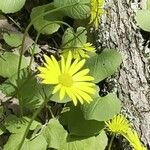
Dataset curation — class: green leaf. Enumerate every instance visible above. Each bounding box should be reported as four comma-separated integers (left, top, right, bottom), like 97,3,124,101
3,132,24,150
0,70,69,109
3,33,22,47
0,70,47,110
3,132,47,150
135,10,150,32
0,125,6,135
54,0,90,19
31,3,64,35
4,115,41,133
82,94,121,121
147,0,150,10
0,79,16,96
85,49,122,83
62,27,87,48
0,52,27,78
42,118,67,149
95,130,108,150
59,130,108,150
22,135,47,150
62,104,105,136
0,106,4,118
0,0,26,13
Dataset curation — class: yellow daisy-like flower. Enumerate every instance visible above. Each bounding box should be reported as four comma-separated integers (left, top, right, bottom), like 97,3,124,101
106,114,147,150
124,130,147,150
62,42,95,59
105,114,130,135
90,0,104,29
37,52,96,106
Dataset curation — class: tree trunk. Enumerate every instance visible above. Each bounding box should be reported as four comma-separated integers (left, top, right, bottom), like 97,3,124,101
96,0,150,148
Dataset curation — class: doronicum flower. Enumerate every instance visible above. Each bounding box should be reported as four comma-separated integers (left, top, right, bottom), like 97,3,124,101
62,42,95,59
105,114,130,135
37,52,96,106
105,114,147,150
124,129,147,150
89,0,104,29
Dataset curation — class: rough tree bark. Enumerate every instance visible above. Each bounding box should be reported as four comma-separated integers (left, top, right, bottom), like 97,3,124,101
96,0,150,148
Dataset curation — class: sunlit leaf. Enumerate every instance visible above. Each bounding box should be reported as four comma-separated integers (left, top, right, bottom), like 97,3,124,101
85,49,122,83
3,132,47,150
4,115,41,133
54,0,90,19
0,52,27,78
82,94,121,121
42,118,67,149
59,130,108,150
3,33,22,47
31,3,64,34
135,10,150,32
0,0,26,13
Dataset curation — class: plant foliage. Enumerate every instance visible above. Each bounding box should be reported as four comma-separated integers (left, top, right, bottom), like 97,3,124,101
0,0,140,150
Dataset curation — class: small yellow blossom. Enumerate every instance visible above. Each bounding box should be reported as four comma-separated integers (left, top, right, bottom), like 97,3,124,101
62,42,95,59
89,0,104,29
105,114,147,150
105,114,130,135
37,52,96,106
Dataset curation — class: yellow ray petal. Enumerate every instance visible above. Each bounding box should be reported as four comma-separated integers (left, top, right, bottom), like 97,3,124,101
65,51,72,72
41,79,58,84
71,89,84,104
66,88,78,106
69,59,86,75
73,75,94,82
68,59,79,74
51,55,61,75
72,69,89,79
74,88,92,103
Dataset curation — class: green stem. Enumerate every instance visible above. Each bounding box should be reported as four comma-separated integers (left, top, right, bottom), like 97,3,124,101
17,94,52,150
17,103,45,150
108,135,115,150
28,32,40,71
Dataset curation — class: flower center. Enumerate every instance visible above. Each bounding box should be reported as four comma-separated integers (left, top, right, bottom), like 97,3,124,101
58,73,73,87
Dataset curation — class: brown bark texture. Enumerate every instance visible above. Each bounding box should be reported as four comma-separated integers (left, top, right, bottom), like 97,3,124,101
96,0,150,148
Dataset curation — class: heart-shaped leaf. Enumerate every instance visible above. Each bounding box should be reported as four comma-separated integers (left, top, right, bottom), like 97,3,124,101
31,3,64,35
135,10,150,32
0,52,27,78
82,93,121,121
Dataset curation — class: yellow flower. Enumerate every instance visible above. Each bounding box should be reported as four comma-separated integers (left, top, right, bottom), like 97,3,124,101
105,114,147,150
89,0,104,29
105,114,130,135
37,52,96,106
62,42,95,59
124,129,147,150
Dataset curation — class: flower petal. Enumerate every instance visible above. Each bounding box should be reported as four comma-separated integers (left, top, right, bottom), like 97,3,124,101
69,59,85,75
59,86,66,100
65,51,72,72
